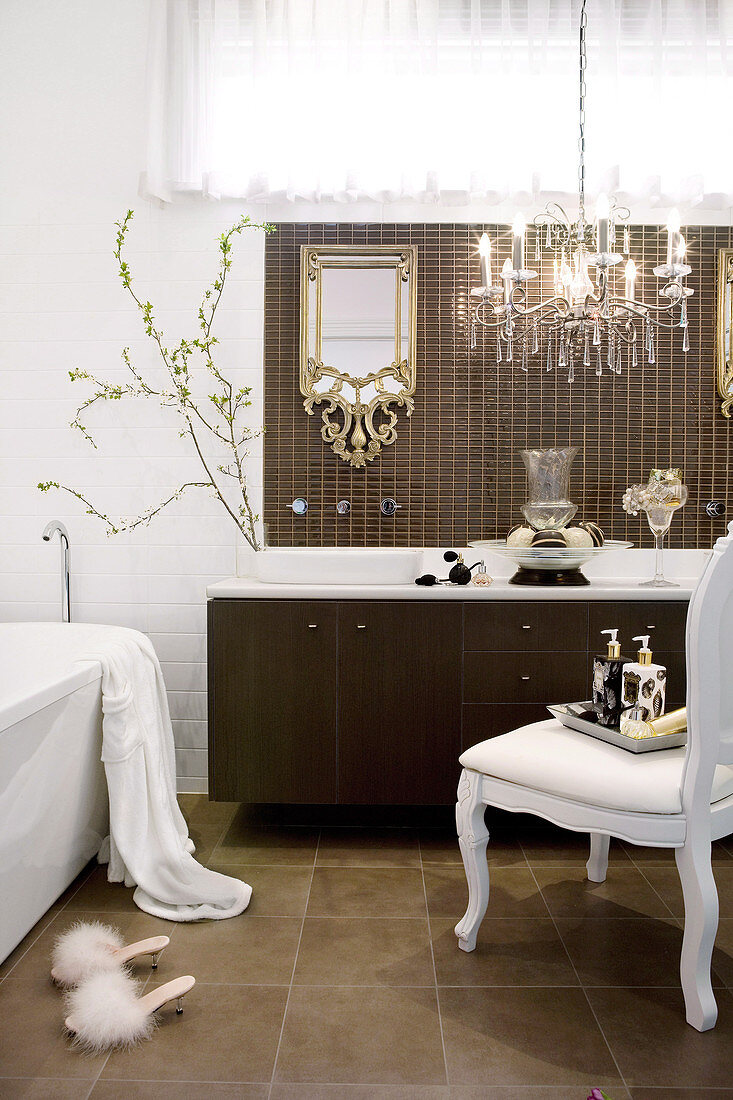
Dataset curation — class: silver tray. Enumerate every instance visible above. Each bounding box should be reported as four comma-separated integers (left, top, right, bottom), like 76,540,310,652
547,701,687,754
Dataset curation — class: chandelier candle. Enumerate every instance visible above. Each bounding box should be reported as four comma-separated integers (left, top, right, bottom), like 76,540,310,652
624,259,636,304
596,193,610,254
512,214,525,272
666,209,681,266
479,232,492,292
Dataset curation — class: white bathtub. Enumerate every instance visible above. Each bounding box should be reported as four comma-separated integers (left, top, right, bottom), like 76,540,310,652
0,624,109,961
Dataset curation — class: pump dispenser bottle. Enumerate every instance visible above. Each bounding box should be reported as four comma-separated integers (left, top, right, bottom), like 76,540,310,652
620,634,667,726
592,629,631,727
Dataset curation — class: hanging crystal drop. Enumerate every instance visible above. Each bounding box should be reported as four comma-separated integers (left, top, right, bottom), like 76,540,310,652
593,316,601,346
470,322,477,350
631,337,638,368
607,331,614,369
534,232,540,262
506,335,513,362
583,327,591,366
496,338,502,364
683,324,690,353
545,224,551,248
597,347,602,374
623,225,630,255
644,315,650,351
521,341,528,372
648,324,655,364
680,298,688,328
610,221,616,248
558,338,566,367
568,360,575,384
532,321,539,355
616,342,622,375
546,335,554,371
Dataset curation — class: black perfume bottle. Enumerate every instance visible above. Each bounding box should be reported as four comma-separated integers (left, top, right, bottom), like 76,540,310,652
592,629,631,727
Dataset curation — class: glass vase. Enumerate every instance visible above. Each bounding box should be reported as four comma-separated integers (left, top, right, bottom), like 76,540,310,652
520,446,578,530
639,486,688,588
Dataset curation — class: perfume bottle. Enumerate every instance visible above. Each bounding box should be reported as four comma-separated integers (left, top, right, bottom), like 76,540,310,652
592,629,631,727
620,634,667,727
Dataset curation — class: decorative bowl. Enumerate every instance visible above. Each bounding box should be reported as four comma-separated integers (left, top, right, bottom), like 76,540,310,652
470,539,633,586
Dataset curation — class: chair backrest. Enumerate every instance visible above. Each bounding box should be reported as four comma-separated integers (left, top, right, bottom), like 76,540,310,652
682,521,733,814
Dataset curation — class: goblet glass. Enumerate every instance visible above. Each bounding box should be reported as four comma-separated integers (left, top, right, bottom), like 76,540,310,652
639,484,688,588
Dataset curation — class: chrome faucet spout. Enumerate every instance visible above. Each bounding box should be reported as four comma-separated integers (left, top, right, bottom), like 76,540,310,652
42,521,71,623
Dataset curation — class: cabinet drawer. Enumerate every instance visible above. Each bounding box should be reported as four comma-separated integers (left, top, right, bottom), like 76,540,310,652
463,651,588,705
464,602,588,652
588,601,688,653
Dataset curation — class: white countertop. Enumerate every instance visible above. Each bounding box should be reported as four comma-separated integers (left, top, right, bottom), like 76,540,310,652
208,548,709,601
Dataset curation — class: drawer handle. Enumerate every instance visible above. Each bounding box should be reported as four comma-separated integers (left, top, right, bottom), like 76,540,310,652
308,624,318,629
647,625,655,630
521,675,531,681
522,624,532,630
357,624,366,629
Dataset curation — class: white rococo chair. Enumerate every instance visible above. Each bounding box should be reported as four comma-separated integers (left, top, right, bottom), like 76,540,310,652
455,522,733,1031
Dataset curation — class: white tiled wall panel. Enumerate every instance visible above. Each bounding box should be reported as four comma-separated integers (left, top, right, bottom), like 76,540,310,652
0,0,262,791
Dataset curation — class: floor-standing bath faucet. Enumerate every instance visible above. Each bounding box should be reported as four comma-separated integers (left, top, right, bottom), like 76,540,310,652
42,520,71,623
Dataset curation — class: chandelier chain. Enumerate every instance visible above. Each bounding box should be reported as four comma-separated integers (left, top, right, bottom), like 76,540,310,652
578,0,587,226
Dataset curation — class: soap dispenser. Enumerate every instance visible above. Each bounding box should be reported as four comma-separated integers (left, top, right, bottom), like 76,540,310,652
592,629,631,727
620,635,667,724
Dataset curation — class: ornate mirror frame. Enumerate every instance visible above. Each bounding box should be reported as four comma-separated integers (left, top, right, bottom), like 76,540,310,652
299,245,417,467
716,247,733,418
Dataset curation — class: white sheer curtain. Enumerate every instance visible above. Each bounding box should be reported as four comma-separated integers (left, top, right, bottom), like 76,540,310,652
142,0,733,207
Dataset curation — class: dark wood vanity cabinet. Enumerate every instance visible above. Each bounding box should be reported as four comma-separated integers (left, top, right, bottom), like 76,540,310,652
208,597,689,805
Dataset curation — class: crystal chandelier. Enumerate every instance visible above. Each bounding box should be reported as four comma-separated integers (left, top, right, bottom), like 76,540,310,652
470,0,692,382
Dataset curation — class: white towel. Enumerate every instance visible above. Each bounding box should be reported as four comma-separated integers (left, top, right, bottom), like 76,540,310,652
73,625,251,921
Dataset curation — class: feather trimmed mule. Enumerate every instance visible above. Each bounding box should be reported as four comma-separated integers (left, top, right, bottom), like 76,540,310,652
64,971,196,1052
51,920,170,987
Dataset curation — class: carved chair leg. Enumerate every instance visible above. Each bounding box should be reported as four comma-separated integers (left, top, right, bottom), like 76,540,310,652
454,768,490,953
675,837,719,1031
586,832,610,883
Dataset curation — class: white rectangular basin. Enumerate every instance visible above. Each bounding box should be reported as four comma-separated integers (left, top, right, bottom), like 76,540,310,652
254,547,423,585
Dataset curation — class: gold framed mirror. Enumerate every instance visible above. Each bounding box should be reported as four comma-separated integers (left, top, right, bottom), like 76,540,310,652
299,245,417,467
716,247,733,418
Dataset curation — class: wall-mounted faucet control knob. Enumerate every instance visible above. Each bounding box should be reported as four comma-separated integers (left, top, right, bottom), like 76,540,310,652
290,498,308,516
380,498,400,517
336,500,351,515
705,500,726,518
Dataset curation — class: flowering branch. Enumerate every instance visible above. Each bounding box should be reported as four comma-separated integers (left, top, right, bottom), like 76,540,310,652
38,210,275,549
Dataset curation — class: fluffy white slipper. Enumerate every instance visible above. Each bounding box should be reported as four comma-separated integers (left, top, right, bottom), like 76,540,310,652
51,921,125,988
64,970,156,1052
51,921,170,987
65,972,196,1053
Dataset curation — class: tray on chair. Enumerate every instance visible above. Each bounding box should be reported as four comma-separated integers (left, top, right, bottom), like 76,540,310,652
547,701,687,753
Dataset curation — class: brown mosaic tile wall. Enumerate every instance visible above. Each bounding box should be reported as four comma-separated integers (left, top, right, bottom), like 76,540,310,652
263,222,732,548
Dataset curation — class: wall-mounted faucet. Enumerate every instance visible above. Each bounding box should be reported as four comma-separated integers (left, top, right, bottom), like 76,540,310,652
42,520,71,623
380,498,401,517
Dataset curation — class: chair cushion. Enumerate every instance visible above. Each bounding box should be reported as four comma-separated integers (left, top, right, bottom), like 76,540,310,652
459,719,733,815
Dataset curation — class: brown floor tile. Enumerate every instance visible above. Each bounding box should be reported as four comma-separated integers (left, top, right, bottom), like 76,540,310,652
177,795,239,828
316,828,420,867
271,1087,450,1099
274,986,446,1085
294,917,434,987
450,1090,624,1099
424,865,547,920
555,916,693,987
0,1081,97,1098
215,821,319,866
190,823,230,864
534,865,674,919
91,1084,267,1099
521,828,631,866
630,1091,733,1099
439,985,623,1088
54,866,141,915
430,917,579,987
639,866,733,919
271,1088,450,1099
7,910,174,984
306,868,427,918
587,986,733,1088
0,910,63,982
711,918,733,988
0,978,107,1078
100,983,288,1082
419,828,525,867
159,915,301,985
201,864,312,916
623,840,733,864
